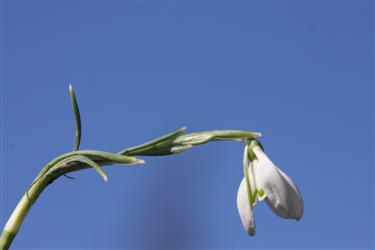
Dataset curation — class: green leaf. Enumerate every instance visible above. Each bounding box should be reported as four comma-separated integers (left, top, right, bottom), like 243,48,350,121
133,144,193,156
69,84,81,151
174,130,261,146
58,155,108,182
119,127,186,156
78,150,145,165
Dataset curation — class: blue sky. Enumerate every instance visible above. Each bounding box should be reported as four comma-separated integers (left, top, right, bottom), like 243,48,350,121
1,1,374,249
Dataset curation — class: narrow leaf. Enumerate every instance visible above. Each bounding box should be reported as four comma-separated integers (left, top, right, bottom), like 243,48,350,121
62,155,108,182
119,127,186,155
78,150,145,165
134,144,193,156
174,130,261,145
69,84,82,151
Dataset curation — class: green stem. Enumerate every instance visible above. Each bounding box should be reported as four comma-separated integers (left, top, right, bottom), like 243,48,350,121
243,144,254,208
1,169,49,250
0,151,140,250
0,129,260,250
1,86,262,249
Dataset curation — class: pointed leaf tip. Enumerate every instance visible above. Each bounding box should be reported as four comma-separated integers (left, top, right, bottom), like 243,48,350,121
69,84,81,151
136,159,145,164
77,155,108,182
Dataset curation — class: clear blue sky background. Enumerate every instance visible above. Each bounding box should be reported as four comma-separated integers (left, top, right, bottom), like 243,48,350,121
1,1,374,249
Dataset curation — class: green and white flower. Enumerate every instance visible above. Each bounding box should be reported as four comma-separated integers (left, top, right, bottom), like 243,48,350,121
237,140,304,236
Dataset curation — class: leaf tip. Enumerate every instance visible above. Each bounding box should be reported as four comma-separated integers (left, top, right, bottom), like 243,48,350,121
136,159,145,164
68,84,74,92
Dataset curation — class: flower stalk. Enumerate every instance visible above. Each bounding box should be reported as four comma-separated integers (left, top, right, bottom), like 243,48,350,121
0,85,261,250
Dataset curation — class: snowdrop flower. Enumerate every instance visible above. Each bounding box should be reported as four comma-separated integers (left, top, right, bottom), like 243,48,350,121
237,139,303,236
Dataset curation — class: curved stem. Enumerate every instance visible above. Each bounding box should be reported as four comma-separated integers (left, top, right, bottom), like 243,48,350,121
0,129,261,250
0,152,141,250
0,86,262,250
1,170,49,250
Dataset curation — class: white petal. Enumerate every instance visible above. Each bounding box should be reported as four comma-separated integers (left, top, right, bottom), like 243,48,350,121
276,168,304,220
237,177,256,236
250,159,266,202
252,146,304,220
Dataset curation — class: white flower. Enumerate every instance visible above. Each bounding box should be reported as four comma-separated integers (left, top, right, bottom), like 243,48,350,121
237,140,304,236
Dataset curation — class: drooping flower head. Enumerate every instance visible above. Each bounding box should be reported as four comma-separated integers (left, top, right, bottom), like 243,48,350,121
237,139,304,236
